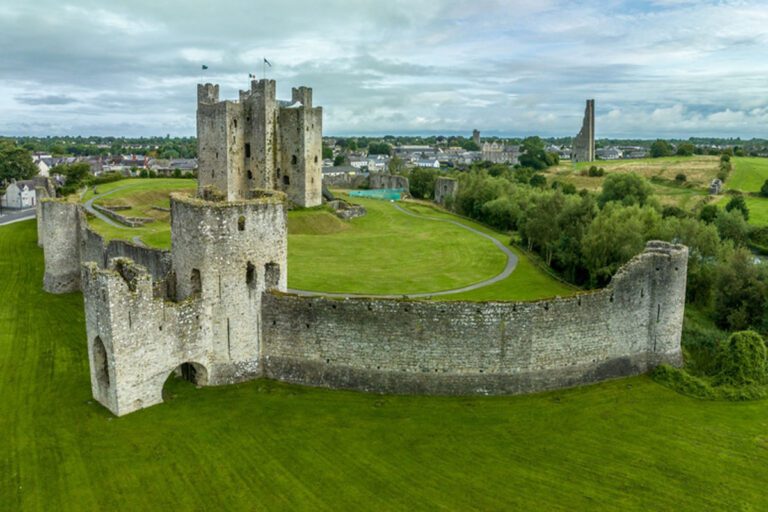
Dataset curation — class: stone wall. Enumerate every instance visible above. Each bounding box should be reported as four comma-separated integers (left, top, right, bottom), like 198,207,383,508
434,177,458,206
40,199,82,293
261,241,687,396
370,173,410,193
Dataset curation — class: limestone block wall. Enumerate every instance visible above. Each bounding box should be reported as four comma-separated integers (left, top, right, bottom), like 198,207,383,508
370,173,410,193
82,260,207,416
170,192,288,382
40,199,82,293
277,106,323,207
261,242,687,395
434,177,458,206
244,79,277,192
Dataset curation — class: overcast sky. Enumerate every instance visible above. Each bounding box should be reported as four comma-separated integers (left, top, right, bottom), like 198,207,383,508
0,0,766,138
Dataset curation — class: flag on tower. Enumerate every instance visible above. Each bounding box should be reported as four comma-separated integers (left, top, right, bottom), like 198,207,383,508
201,65,208,70
263,58,271,67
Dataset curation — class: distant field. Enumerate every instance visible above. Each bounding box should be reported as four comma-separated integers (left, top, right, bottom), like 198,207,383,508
547,156,718,210
2,220,768,511
727,157,768,193
717,195,768,226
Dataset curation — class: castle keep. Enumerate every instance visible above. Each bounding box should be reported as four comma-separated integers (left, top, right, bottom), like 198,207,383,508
197,80,322,207
36,84,688,417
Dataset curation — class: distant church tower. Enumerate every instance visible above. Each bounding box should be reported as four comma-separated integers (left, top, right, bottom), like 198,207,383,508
196,79,323,207
571,99,595,162
472,129,481,147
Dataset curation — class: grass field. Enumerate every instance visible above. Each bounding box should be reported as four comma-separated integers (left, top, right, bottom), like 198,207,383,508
716,195,768,226
2,219,768,510
727,157,768,193
546,156,719,209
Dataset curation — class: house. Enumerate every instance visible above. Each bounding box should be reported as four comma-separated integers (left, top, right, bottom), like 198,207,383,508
1,180,37,209
415,158,440,169
596,147,623,160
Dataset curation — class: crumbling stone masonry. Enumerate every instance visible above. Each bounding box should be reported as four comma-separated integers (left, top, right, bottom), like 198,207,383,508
369,173,410,193
434,177,458,206
572,99,595,162
197,80,322,207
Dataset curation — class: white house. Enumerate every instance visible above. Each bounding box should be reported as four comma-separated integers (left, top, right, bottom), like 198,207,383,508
1,180,37,209
415,158,440,168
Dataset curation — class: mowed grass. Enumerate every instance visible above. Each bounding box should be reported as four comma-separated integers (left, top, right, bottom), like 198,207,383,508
81,179,196,248
3,220,768,510
727,157,768,193
396,202,577,301
288,196,507,294
716,195,768,226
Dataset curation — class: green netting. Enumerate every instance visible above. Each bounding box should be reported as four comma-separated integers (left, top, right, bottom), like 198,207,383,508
349,189,404,200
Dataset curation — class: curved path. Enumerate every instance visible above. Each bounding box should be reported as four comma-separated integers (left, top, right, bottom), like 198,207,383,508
82,185,135,228
287,202,518,299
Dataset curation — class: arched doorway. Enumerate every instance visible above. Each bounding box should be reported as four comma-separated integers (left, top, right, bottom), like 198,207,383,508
162,361,209,401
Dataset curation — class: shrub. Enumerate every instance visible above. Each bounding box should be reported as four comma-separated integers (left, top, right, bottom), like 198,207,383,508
675,173,687,183
699,204,718,224
760,179,768,198
725,194,749,220
714,331,767,386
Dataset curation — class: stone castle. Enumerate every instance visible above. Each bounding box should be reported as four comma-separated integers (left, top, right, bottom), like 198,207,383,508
197,80,322,207
36,83,687,417
572,99,595,162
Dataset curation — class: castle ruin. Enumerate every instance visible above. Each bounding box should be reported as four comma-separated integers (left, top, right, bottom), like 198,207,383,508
572,99,595,162
35,84,688,417
197,80,322,207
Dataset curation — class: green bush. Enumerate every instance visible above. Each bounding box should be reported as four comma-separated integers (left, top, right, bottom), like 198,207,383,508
714,331,767,386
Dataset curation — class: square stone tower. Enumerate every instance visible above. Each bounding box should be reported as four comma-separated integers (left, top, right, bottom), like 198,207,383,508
197,80,322,207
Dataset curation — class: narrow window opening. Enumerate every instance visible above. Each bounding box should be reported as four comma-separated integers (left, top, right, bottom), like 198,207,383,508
245,143,251,158
657,304,661,323
246,262,256,288
191,269,202,294
291,154,298,165
238,215,246,231
314,155,318,163
233,119,237,128
247,170,253,180
93,336,110,390
283,175,290,186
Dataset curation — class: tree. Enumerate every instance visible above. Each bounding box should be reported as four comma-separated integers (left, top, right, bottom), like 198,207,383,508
598,173,653,207
367,142,391,156
715,209,749,246
518,136,557,170
529,174,547,188
0,142,37,182
725,194,749,220
676,142,695,156
699,204,719,224
714,249,768,331
760,179,768,198
650,139,673,158
581,204,662,286
387,155,406,175
322,145,333,160
409,167,438,199
714,331,767,386
333,155,346,167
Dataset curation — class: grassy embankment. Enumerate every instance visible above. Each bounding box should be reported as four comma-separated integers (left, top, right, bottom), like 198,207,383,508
2,219,768,510
83,178,196,248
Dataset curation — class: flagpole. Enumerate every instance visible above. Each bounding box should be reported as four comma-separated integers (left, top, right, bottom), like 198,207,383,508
263,58,266,80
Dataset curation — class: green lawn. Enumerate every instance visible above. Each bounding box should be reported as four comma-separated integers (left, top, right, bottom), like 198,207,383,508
2,219,768,510
289,196,524,296
727,157,768,193
715,195,768,227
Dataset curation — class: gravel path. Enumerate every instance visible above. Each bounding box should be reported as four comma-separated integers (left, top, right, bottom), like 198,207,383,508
287,202,517,299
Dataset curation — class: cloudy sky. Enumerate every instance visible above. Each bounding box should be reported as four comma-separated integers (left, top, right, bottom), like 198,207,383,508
0,0,766,138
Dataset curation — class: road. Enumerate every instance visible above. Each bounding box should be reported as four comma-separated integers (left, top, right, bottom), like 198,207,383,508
0,208,35,226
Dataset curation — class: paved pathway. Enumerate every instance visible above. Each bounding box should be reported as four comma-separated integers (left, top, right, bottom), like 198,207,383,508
82,185,135,228
0,208,35,226
287,202,518,299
